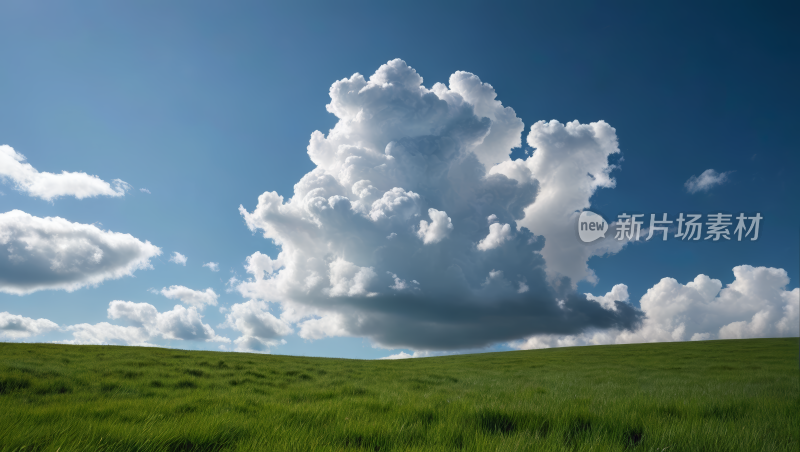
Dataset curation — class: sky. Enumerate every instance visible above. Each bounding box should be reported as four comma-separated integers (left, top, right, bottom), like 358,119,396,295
0,0,798,359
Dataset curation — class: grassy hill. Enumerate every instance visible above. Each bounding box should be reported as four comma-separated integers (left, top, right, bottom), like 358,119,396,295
0,338,797,451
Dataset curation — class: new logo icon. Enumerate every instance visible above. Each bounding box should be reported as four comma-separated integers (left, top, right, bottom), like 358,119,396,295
578,211,608,243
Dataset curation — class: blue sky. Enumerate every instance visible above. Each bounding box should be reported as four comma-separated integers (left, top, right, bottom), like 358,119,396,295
0,1,797,358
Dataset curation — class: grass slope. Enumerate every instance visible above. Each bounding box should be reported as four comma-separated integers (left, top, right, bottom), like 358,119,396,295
0,338,797,451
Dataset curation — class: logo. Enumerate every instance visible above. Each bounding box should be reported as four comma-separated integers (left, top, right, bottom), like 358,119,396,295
578,211,608,243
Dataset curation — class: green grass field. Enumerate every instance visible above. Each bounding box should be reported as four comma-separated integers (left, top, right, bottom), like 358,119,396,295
0,338,797,451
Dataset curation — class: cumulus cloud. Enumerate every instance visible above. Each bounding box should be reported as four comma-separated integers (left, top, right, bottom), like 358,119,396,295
64,300,229,345
235,59,642,351
416,208,453,244
139,188,151,194
169,252,187,266
160,285,218,310
0,145,131,201
684,169,730,194
203,262,220,272
0,312,59,339
219,299,293,353
0,210,161,295
512,265,799,350
490,119,635,286
585,284,629,311
477,222,513,251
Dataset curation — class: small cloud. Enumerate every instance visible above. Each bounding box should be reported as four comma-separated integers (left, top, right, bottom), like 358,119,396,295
0,145,131,201
416,208,453,245
685,169,731,194
226,276,240,293
203,262,220,272
139,188,151,194
169,252,187,266
477,222,513,251
1,311,59,339
379,351,413,360
388,272,419,291
160,285,218,310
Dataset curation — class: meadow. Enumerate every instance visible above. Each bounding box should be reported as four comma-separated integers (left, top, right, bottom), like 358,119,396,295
0,338,797,451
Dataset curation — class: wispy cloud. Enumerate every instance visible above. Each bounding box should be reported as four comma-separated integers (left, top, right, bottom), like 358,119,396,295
685,169,731,193
0,145,131,201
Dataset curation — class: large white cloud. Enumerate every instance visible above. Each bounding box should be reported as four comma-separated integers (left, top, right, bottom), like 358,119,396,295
512,265,800,349
64,300,230,345
236,59,642,350
0,210,161,295
0,145,131,201
0,312,59,339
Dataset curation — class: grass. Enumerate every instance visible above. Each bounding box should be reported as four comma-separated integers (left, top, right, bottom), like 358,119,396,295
0,338,797,451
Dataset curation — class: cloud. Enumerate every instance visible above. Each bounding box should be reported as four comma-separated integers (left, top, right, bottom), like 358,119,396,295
417,208,453,244
235,59,643,351
64,322,153,346
491,119,633,286
219,299,293,353
64,300,229,345
379,351,413,360
378,349,487,360
585,284,629,311
477,222,513,251
684,169,730,194
139,188,151,194
512,265,799,349
160,285,218,310
0,210,161,295
203,262,220,272
0,145,131,201
0,312,59,339
169,252,187,266
226,276,240,293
